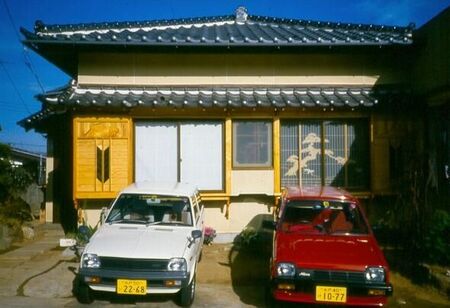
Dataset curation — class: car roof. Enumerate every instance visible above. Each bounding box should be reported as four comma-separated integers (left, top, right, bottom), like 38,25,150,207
120,181,198,197
284,186,358,202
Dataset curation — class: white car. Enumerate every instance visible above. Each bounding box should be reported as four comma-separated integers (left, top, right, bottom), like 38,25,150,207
74,182,204,307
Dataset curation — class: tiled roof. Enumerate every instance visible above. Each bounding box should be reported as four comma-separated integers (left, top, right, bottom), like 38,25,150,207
21,7,413,47
20,81,407,130
37,82,381,109
18,108,60,131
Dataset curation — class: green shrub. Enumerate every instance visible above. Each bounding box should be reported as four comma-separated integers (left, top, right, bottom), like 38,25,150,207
236,226,258,247
423,210,450,265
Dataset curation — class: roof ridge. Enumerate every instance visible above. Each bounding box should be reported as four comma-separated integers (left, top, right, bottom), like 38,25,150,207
34,15,235,34
33,10,414,35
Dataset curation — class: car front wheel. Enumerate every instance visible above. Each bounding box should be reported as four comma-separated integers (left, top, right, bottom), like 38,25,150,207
178,273,196,307
75,281,94,304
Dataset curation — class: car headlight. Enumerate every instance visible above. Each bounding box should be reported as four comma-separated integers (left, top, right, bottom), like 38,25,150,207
365,267,385,283
168,258,187,271
81,253,101,268
276,262,296,277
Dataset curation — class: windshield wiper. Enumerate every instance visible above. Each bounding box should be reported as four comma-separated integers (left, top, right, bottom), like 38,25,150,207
164,222,189,226
145,221,164,227
108,219,148,225
146,221,188,227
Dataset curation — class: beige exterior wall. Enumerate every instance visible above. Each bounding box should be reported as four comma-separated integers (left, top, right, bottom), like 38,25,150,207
203,197,273,235
80,209,102,229
231,170,274,195
78,52,404,86
45,138,54,223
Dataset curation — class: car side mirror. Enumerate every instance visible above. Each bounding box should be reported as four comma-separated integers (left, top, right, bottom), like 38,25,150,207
262,220,277,230
191,230,202,239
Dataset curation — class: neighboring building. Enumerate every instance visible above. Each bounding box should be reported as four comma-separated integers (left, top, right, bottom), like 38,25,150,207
10,147,46,218
413,7,450,209
19,7,448,237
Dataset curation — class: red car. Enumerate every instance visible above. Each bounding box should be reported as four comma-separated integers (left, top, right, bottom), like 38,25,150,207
265,187,393,306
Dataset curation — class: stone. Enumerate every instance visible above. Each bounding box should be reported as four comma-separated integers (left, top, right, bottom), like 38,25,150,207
22,226,35,240
0,224,12,251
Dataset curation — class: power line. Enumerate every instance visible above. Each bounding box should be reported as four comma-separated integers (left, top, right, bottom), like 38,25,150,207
2,0,46,93
0,62,32,114
23,57,46,93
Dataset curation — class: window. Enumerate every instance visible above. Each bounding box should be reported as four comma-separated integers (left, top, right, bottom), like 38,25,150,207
180,123,223,190
135,121,223,191
135,122,178,183
107,194,193,226
281,119,369,190
233,121,272,167
281,200,368,235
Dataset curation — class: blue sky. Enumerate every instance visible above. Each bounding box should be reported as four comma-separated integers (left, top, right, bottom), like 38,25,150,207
1,0,449,154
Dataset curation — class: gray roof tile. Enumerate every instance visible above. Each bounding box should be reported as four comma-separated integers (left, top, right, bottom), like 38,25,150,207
34,82,384,110
21,7,414,47
20,81,412,130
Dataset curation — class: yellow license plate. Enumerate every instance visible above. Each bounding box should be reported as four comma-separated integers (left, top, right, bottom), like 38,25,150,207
315,286,347,303
116,279,147,295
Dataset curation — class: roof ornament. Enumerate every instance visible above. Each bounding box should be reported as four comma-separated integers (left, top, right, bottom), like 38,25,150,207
35,20,45,32
235,6,248,23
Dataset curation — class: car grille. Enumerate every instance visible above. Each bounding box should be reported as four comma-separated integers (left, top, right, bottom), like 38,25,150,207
312,270,365,284
99,257,169,272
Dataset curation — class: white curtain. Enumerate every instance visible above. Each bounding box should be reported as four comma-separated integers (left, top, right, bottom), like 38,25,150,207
135,121,223,190
135,122,178,183
180,122,223,190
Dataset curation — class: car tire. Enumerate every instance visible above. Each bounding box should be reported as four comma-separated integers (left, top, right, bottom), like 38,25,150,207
75,281,94,304
265,284,277,307
178,273,196,307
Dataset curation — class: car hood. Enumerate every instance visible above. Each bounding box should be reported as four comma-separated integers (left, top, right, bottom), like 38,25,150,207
85,224,191,259
276,233,387,271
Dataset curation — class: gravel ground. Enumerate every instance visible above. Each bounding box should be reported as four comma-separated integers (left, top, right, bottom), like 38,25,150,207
0,225,449,307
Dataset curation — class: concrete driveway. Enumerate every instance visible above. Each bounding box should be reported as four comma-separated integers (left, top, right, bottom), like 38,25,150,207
0,224,448,307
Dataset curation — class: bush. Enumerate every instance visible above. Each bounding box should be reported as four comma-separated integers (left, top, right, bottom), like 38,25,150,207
0,143,34,244
0,144,33,201
423,210,450,265
236,226,258,247
0,198,32,223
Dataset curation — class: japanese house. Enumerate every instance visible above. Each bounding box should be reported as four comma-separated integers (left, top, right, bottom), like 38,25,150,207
19,7,449,236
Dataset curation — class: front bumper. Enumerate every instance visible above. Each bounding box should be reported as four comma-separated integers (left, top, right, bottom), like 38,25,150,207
78,268,190,294
271,277,393,306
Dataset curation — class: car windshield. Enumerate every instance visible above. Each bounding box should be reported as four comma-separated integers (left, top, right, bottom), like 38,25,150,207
281,200,369,235
106,194,193,226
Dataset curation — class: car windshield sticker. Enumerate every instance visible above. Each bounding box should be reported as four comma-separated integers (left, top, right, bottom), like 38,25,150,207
323,201,330,207
146,196,161,204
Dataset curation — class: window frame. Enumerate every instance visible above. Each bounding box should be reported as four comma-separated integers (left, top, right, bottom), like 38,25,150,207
232,120,273,169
